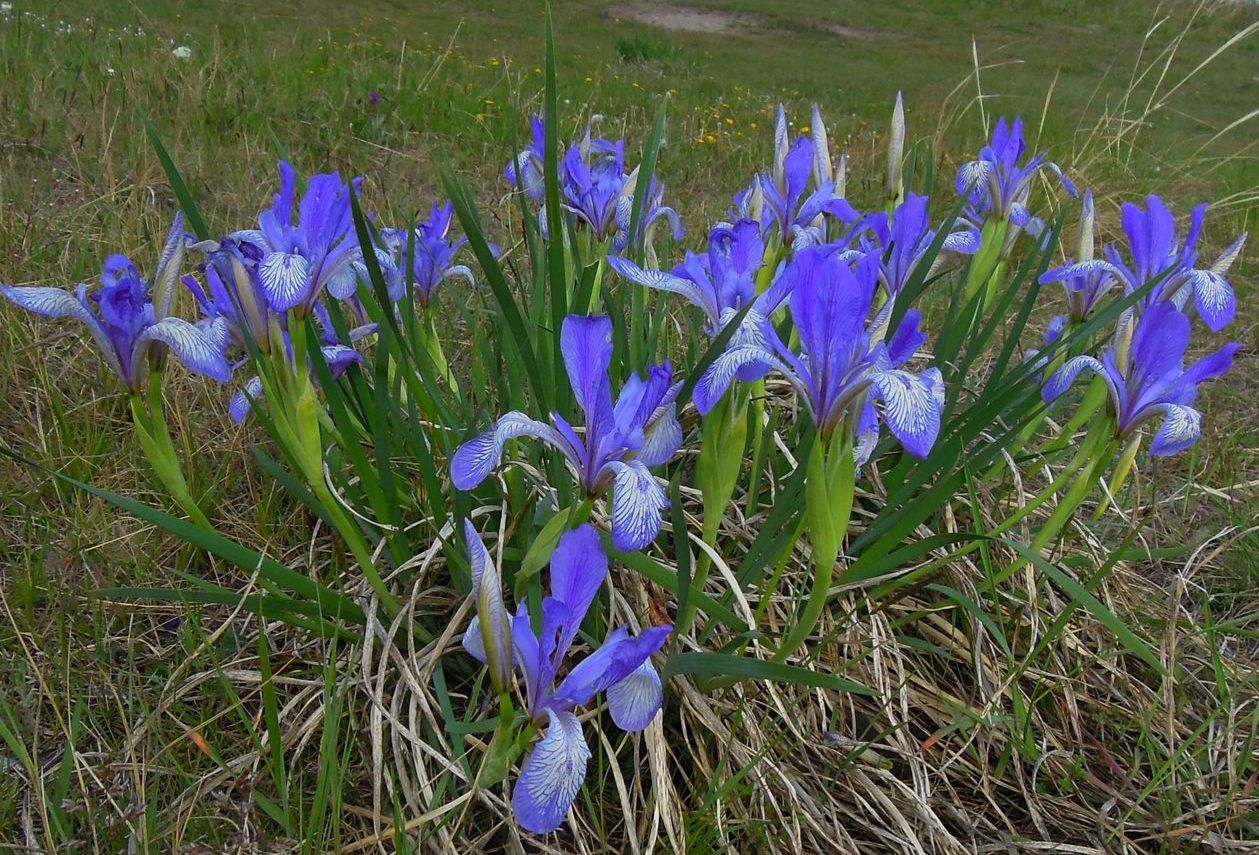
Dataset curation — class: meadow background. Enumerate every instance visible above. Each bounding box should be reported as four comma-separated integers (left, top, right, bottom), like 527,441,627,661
0,0,1257,851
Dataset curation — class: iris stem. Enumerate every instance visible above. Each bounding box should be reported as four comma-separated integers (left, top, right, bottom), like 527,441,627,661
774,431,855,662
130,376,211,530
681,389,748,637
1093,433,1142,521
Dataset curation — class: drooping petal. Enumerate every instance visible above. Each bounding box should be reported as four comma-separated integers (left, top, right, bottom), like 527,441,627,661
133,317,232,382
1186,269,1236,331
606,660,665,732
258,252,311,312
1,284,122,378
0,284,99,324
636,400,682,468
551,624,671,711
512,709,591,834
941,228,981,255
606,255,716,323
229,375,264,424
1147,404,1202,456
1042,355,1107,403
869,369,941,459
607,460,668,552
450,411,575,491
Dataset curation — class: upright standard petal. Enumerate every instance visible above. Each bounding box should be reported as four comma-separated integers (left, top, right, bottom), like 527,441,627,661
549,524,608,658
561,315,615,426
512,709,591,834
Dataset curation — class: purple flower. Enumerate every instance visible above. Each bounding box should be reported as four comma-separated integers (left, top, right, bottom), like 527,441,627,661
560,136,627,240
505,113,548,201
695,248,943,458
1043,301,1240,455
734,105,859,247
608,218,767,336
862,193,980,299
451,315,682,551
1038,192,1119,328
460,524,670,834
956,116,1076,227
367,90,381,107
249,161,363,315
1,214,229,392
372,201,485,307
613,173,684,255
1091,195,1243,332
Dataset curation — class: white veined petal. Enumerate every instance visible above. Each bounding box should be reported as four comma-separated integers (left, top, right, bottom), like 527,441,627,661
1187,269,1236,332
607,460,668,552
869,369,941,459
134,317,231,382
229,375,264,424
1042,355,1106,403
449,411,574,491
258,251,311,311
956,159,992,196
607,661,664,732
636,402,682,468
512,709,591,834
1148,403,1202,457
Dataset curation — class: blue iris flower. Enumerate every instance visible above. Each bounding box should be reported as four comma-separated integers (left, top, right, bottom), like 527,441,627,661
245,161,363,315
462,523,671,834
504,113,547,202
732,105,859,247
956,116,1077,232
451,314,682,551
607,218,769,337
1038,190,1120,329
695,248,944,459
862,193,980,300
1094,195,1242,332
1043,301,1240,456
1,214,229,391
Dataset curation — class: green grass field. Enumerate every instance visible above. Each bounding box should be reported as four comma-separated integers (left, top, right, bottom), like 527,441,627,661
1,0,1257,851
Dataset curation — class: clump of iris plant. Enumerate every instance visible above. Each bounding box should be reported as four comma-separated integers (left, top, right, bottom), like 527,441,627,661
695,248,944,659
461,522,670,834
184,161,400,615
452,314,681,552
1,214,229,526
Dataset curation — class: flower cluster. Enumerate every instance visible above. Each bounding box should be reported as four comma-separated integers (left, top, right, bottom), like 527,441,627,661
506,114,683,253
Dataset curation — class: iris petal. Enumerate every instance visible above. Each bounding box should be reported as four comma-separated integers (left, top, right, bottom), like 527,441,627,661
1148,404,1202,456
607,460,668,551
512,709,591,835
607,661,665,732
869,369,941,459
450,411,575,491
